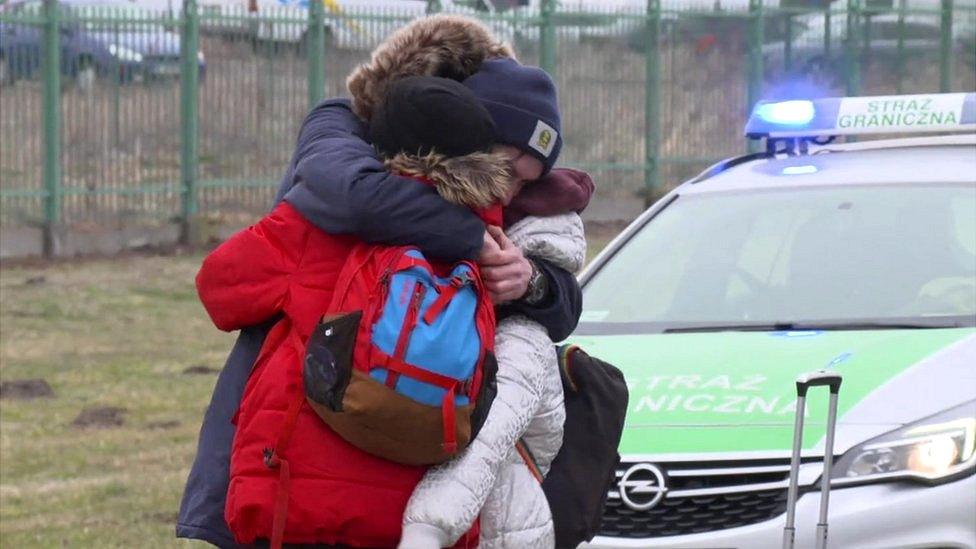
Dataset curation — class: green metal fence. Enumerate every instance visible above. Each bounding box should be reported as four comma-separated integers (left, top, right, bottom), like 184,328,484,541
1,0,974,256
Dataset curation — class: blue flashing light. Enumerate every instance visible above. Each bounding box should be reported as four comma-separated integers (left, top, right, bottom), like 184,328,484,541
746,92,976,140
781,165,818,175
755,100,816,126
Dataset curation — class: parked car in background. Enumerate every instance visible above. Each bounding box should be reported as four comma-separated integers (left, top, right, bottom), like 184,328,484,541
119,0,258,38
495,0,767,47
612,0,782,53
0,0,205,86
243,0,673,52
762,0,976,74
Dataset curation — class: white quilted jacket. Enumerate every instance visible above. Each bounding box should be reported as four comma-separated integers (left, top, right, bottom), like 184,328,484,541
399,213,587,549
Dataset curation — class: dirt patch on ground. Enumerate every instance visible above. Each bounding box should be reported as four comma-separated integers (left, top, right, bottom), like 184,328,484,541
182,365,218,375
0,378,55,400
71,407,127,429
145,420,181,430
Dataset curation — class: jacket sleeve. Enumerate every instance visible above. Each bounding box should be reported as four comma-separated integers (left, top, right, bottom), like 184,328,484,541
498,258,582,342
195,202,308,332
399,317,553,548
497,212,587,342
278,99,486,262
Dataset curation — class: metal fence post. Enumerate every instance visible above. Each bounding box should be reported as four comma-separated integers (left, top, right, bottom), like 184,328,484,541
939,0,953,91
824,8,831,59
644,0,661,206
747,0,764,153
784,14,793,72
540,0,556,77
844,0,861,96
112,16,122,147
42,0,62,257
863,11,873,72
896,0,906,93
308,0,325,108
180,0,200,245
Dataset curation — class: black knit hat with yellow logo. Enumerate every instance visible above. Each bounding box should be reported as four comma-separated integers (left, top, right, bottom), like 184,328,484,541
463,58,562,174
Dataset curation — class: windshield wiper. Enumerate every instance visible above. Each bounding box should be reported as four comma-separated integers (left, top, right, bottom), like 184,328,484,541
664,320,966,334
664,323,799,333
793,321,964,331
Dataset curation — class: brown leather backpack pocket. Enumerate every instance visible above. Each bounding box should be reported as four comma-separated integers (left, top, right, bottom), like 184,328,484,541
307,369,473,466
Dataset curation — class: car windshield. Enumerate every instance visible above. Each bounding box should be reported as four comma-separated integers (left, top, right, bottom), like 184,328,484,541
580,183,976,334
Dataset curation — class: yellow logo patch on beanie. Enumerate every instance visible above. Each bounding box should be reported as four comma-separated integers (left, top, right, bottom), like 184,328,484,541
529,120,558,158
539,130,552,149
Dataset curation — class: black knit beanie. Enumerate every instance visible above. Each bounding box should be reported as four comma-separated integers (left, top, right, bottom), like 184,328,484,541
370,76,497,159
463,58,562,174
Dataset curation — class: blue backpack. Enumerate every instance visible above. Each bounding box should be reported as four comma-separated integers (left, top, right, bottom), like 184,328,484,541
301,243,498,465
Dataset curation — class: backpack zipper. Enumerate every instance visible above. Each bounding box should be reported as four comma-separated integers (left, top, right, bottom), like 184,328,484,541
385,281,425,389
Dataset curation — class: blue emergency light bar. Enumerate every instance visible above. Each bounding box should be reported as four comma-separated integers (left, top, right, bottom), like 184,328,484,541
745,92,976,139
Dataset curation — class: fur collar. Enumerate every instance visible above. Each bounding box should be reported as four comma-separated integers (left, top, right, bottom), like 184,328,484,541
386,151,512,209
347,14,516,121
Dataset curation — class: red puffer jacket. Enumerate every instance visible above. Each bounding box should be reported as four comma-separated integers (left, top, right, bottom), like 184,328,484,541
196,201,477,547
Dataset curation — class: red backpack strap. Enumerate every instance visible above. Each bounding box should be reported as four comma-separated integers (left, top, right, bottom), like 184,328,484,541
516,440,544,484
422,272,473,325
385,281,425,390
372,349,461,456
441,385,458,455
393,253,429,273
470,272,496,399
262,330,309,549
269,452,291,549
263,389,304,549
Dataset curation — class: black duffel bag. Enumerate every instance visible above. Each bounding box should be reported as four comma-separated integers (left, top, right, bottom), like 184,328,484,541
518,344,629,548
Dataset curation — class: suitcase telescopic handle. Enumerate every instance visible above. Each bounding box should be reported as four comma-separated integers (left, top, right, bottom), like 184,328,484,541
795,370,843,396
784,370,843,549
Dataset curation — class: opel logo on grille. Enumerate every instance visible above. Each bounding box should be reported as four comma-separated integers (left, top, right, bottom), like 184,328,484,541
619,463,668,511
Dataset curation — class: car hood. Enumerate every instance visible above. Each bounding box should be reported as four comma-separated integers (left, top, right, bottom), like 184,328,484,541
568,328,976,456
87,30,181,56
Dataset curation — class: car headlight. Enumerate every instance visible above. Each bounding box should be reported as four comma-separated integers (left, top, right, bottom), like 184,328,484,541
832,400,976,486
108,44,143,63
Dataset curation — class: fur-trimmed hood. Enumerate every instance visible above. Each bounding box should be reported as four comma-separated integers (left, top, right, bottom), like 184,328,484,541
347,14,516,121
386,151,512,209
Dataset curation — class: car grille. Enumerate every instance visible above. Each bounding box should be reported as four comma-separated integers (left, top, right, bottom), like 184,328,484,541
599,458,812,539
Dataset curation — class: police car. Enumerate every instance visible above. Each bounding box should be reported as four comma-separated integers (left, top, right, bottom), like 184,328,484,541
573,92,976,548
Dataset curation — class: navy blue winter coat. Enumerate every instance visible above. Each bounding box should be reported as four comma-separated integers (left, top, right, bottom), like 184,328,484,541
176,99,583,548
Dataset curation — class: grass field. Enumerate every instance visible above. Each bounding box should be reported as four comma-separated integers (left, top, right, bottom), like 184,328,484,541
0,230,618,547
0,252,234,547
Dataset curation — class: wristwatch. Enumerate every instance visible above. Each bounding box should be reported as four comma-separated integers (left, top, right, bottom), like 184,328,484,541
521,259,549,305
